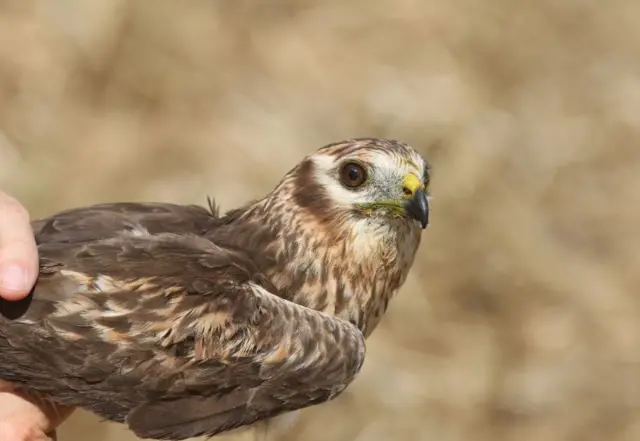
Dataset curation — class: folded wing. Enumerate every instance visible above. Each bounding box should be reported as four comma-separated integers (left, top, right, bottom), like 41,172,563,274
0,206,366,440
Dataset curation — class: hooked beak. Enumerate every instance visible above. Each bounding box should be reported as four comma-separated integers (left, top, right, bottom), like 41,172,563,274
404,188,429,229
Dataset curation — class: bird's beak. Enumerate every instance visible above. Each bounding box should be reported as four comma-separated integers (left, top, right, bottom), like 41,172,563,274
405,188,429,229
402,174,429,229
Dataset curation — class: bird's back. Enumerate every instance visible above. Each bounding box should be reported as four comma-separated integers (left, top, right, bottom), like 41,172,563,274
32,201,221,243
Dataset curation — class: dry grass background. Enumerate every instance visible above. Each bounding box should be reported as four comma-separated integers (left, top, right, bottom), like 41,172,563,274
0,1,639,440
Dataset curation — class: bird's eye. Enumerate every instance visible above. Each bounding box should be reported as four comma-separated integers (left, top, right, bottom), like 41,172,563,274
339,162,367,188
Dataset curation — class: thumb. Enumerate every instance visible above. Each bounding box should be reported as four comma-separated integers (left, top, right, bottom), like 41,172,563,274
0,191,38,300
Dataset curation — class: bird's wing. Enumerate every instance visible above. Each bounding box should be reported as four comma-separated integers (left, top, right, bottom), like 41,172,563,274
31,201,220,245
0,229,366,440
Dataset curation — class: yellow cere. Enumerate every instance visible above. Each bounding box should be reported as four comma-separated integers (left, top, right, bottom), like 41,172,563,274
402,173,423,197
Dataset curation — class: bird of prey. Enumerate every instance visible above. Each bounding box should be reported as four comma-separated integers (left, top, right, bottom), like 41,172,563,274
0,137,430,440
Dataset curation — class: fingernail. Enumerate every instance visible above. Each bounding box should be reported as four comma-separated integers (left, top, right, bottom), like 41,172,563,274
0,264,27,293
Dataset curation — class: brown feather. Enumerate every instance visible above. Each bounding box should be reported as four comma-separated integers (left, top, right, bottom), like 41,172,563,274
0,138,428,439
0,224,365,439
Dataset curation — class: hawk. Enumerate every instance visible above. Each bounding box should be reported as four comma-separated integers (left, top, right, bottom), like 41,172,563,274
0,138,430,440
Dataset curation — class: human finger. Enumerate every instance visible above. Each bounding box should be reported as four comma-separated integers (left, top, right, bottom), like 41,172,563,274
0,191,38,300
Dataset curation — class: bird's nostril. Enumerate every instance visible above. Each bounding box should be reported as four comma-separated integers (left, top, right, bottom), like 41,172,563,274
403,187,413,196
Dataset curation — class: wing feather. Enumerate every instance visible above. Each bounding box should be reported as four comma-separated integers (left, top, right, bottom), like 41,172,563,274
31,201,219,245
0,205,366,440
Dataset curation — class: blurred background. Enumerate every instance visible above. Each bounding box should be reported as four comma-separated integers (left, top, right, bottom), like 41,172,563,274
0,1,639,440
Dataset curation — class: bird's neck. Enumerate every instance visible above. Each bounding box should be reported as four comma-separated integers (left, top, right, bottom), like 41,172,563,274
209,191,421,337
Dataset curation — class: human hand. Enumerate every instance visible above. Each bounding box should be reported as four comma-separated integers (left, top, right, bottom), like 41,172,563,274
0,190,38,300
0,190,74,440
0,382,74,441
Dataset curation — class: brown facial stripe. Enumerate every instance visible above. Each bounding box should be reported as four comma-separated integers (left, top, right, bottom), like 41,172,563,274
291,159,333,223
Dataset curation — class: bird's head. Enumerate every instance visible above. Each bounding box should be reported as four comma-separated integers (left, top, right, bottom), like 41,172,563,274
287,138,430,234
227,138,430,316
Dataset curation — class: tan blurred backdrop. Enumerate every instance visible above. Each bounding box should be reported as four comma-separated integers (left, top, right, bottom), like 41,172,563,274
0,1,639,440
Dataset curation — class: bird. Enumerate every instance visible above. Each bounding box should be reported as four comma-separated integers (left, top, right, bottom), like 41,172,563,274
0,137,430,440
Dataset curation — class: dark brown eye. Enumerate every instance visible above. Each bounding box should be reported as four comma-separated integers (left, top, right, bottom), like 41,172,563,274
339,162,367,188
